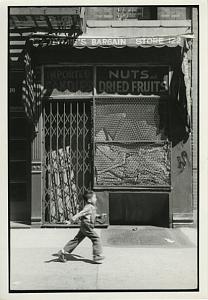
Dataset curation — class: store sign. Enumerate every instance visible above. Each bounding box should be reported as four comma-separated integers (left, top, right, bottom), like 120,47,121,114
32,35,184,48
96,66,169,95
44,67,93,96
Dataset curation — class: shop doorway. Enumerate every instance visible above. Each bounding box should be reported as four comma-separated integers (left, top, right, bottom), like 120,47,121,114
42,99,93,223
9,114,31,223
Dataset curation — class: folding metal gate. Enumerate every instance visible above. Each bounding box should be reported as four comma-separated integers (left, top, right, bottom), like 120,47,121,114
42,99,92,223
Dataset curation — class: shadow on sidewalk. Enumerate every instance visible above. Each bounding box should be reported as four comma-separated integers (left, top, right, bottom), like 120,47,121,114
45,253,96,264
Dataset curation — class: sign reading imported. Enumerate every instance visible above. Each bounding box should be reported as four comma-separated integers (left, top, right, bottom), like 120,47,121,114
44,67,93,96
96,66,169,95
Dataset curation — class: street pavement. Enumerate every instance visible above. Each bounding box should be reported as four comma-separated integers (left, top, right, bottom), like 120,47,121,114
10,226,197,291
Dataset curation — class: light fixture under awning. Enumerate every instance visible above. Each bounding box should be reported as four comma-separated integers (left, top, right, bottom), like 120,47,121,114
29,33,194,49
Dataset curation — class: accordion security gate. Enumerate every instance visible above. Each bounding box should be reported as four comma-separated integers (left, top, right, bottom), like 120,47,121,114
42,99,92,224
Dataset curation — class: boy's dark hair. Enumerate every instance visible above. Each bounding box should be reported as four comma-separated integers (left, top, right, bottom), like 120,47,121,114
83,190,95,202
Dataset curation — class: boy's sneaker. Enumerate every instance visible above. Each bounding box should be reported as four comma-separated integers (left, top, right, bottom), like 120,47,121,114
58,251,67,263
93,255,105,264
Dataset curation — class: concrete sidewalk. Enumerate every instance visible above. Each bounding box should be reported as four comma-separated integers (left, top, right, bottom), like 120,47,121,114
10,226,198,291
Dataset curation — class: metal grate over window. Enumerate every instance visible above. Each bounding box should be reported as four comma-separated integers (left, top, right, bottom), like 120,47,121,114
94,97,171,187
43,99,92,223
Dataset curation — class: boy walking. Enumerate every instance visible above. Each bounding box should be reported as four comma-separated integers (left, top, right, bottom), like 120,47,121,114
58,190,106,263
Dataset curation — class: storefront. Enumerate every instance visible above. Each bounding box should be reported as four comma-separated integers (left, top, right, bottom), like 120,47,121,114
9,7,196,227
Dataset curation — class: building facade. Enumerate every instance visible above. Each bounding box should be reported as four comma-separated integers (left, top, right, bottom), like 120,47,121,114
9,6,198,227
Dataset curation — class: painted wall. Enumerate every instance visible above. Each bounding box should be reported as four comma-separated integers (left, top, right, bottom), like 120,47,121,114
171,137,192,219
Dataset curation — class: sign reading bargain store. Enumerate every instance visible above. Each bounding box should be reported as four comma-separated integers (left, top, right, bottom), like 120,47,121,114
31,34,186,49
96,66,169,95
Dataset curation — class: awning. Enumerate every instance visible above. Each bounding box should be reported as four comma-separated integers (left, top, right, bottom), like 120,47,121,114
29,33,194,49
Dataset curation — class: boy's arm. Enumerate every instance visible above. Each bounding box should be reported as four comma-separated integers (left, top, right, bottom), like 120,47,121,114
96,213,107,218
71,206,91,222
65,206,91,224
95,213,108,224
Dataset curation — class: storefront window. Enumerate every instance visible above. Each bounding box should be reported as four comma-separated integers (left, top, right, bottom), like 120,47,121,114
94,65,171,188
86,7,190,21
86,7,157,20
94,98,171,187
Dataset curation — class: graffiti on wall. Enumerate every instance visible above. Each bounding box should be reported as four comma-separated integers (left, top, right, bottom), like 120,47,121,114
177,150,190,173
